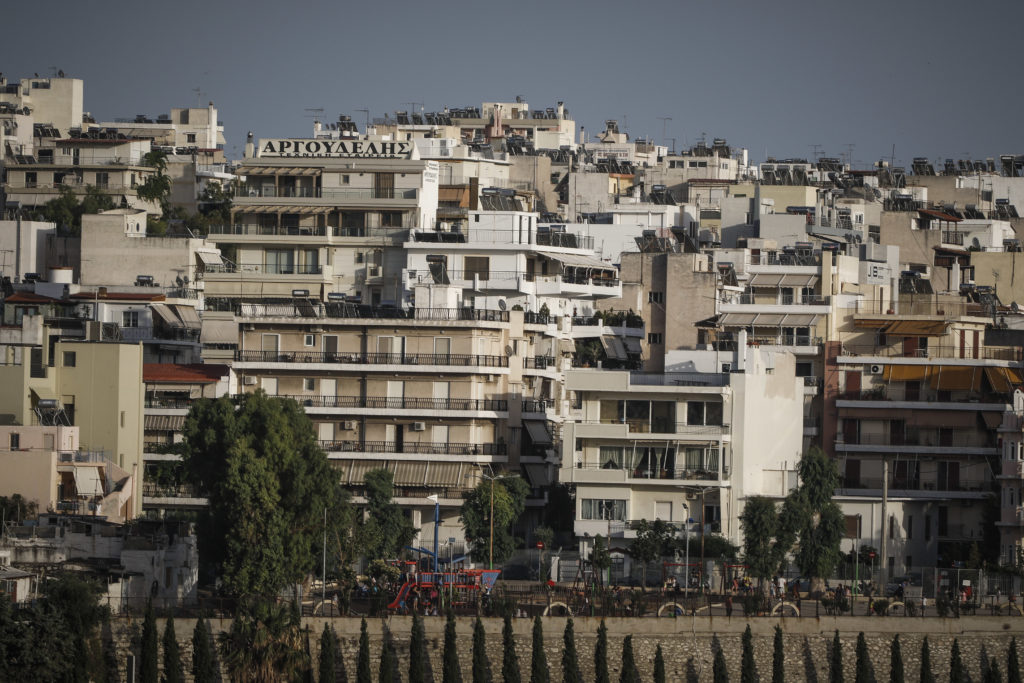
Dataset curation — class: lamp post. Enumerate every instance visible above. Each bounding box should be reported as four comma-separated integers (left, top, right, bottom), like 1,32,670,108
428,494,439,573
682,504,690,598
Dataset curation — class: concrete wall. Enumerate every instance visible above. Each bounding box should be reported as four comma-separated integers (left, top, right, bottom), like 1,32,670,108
104,615,1024,683
0,220,55,280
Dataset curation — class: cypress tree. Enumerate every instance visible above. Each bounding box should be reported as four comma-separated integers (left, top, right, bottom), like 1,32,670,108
473,617,489,683
443,610,463,683
653,644,666,683
379,627,397,683
410,611,427,683
987,656,1003,683
619,635,639,683
140,601,159,683
829,630,843,683
319,623,337,683
742,624,758,683
191,617,216,683
713,644,729,683
357,618,372,683
1010,636,1022,683
855,632,870,683
920,637,935,683
530,616,549,683
773,624,785,683
950,639,965,683
162,614,184,683
561,618,581,683
889,634,903,683
594,620,610,683
501,613,521,683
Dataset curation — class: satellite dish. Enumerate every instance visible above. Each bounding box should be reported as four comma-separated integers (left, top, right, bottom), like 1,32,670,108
505,345,514,357
498,299,507,311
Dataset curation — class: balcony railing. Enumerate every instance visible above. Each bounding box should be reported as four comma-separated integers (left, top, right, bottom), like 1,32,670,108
277,395,507,411
837,433,995,449
578,420,724,436
839,344,1021,361
523,356,556,370
732,293,830,305
144,397,194,409
58,450,109,464
576,463,729,481
235,350,508,367
523,312,553,325
235,302,509,322
627,372,729,387
839,476,991,493
522,399,552,413
942,231,965,246
411,269,533,284
121,326,201,343
143,483,202,499
571,314,644,328
847,300,991,318
205,263,323,275
208,224,329,236
238,186,418,200
317,440,506,456
713,335,823,350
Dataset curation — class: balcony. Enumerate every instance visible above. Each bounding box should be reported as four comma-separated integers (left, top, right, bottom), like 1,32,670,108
572,463,728,482
628,372,729,387
731,293,830,306
205,263,324,275
839,476,992,494
838,344,1021,361
121,326,201,343
574,420,725,438
234,350,508,368
836,432,996,452
235,302,509,323
237,186,418,201
522,399,553,413
317,440,506,456
144,397,194,409
277,395,507,411
847,299,991,318
523,356,556,370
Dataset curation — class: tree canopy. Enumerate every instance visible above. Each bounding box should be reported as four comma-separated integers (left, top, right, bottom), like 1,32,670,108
181,392,352,596
359,468,417,562
460,475,530,565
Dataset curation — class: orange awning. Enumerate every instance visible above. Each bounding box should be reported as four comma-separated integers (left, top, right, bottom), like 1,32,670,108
985,367,1012,394
853,318,890,329
883,320,947,336
1007,368,1024,385
883,365,931,382
929,366,982,392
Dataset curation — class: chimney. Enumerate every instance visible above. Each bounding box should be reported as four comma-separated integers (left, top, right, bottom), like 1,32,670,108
244,131,255,159
557,101,564,119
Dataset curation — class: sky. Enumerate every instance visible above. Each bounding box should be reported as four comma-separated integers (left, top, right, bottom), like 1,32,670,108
5,0,1023,169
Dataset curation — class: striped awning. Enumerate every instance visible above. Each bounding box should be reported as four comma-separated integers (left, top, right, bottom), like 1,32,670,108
883,365,931,382
929,366,983,392
144,414,187,432
884,320,947,337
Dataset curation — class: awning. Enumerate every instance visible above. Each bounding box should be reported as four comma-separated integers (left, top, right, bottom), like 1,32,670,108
750,314,786,326
1008,368,1024,385
73,467,104,497
782,314,820,326
31,386,57,402
542,252,615,271
425,462,464,487
623,337,643,355
985,367,1012,393
719,313,757,326
780,274,819,287
524,464,552,488
145,383,194,393
524,420,553,445
173,305,201,331
883,365,932,382
982,412,1004,430
558,339,577,356
144,414,187,432
201,320,239,344
905,411,977,428
438,187,469,203
196,251,222,267
343,460,380,485
150,303,180,327
854,318,890,329
392,461,428,486
883,320,947,336
749,273,783,287
929,366,983,392
600,336,627,360
838,407,894,419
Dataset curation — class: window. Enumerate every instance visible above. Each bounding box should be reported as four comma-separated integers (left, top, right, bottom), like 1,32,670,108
304,378,315,391
464,256,490,280
648,291,664,304
925,515,932,541
25,171,37,188
599,446,624,469
266,249,294,274
122,311,140,328
843,515,862,539
9,433,19,449
687,401,723,426
647,332,663,345
63,351,76,367
380,211,403,227
179,110,189,124
938,506,948,536
581,499,626,521
304,334,315,347
186,133,196,143
795,362,813,377
889,514,896,539
341,174,350,184
38,149,53,164
95,172,109,188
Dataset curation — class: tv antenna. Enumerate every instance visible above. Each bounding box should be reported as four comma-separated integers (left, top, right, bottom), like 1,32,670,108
657,116,672,147
193,87,206,106
305,107,324,121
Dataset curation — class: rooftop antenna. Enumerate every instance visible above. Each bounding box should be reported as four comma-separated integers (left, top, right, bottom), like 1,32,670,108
810,143,823,160
657,116,672,147
193,87,206,106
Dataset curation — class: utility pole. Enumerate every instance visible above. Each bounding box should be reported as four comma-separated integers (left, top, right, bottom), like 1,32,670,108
880,460,889,591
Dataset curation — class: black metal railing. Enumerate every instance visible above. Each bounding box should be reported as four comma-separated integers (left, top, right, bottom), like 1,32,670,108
278,395,507,411
523,356,556,370
235,350,508,367
317,440,506,455
235,303,509,322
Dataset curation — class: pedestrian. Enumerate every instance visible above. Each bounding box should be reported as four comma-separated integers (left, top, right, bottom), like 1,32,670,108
725,595,733,617
777,575,787,600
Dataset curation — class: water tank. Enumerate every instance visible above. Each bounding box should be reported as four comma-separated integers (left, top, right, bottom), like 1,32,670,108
49,267,73,284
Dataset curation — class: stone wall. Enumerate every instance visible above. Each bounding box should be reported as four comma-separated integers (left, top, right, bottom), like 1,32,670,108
110,615,1024,681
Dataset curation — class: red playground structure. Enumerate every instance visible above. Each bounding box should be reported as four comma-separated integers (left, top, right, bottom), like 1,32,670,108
387,562,501,612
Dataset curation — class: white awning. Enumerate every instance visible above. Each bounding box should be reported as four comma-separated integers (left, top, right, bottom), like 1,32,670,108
600,336,627,360
173,305,202,330
524,420,552,445
150,303,180,327
781,314,820,326
201,320,239,344
542,252,615,271
425,462,464,487
750,313,786,326
558,339,577,356
780,274,819,287
718,313,757,326
73,467,105,497
196,251,222,267
749,273,783,287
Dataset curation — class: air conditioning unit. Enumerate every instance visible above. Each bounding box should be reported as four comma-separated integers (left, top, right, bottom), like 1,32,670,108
243,376,257,385
339,421,354,431
411,421,426,432
869,364,884,375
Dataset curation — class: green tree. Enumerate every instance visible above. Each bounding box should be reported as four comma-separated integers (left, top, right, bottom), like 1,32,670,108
988,657,1003,683
409,611,427,683
379,626,398,683
192,618,216,683
319,623,338,683
920,637,935,683
0,494,37,522
182,392,352,596
950,639,965,683
1010,636,1022,683
41,574,106,682
530,616,549,683
360,468,417,562
461,475,531,565
473,616,489,683
773,624,785,683
357,618,372,683
535,526,555,580
594,620,610,683
653,644,666,683
138,149,172,209
141,600,159,683
889,634,903,683
162,615,184,683
829,631,843,683
701,534,740,562
217,598,305,683
0,596,75,681
628,519,673,590
619,635,640,683
502,613,521,683
591,535,611,587
740,497,789,586
786,447,845,594
855,632,870,683
561,618,580,683
742,625,758,683
443,610,463,683
713,643,729,683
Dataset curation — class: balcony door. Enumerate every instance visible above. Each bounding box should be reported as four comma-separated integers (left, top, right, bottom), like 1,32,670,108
320,379,336,403
433,381,449,409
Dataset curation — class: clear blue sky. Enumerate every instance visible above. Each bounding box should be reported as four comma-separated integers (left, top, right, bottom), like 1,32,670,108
5,0,1022,168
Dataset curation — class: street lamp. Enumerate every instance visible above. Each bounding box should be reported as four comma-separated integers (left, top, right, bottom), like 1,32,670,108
681,504,689,597
427,494,439,573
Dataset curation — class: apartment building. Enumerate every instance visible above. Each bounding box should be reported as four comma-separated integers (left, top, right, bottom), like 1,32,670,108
997,390,1024,567
0,75,84,161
